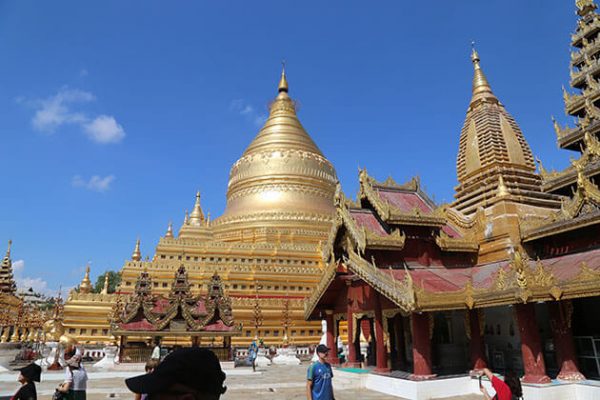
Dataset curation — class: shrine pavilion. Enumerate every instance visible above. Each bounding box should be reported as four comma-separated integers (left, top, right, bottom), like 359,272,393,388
306,0,600,384
111,266,241,361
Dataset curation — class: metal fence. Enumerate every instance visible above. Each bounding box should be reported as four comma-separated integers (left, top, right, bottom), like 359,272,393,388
121,347,153,363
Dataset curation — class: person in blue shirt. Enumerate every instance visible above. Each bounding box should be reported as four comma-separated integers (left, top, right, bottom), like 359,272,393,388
306,344,335,400
248,340,258,372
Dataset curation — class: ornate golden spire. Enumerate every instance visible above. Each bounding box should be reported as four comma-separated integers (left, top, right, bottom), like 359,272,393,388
101,273,109,295
165,221,174,238
470,45,497,105
183,209,189,225
79,264,92,294
4,240,11,259
131,238,141,261
188,191,205,226
278,62,289,93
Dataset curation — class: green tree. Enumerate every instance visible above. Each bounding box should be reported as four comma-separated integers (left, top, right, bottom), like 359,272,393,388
94,271,122,294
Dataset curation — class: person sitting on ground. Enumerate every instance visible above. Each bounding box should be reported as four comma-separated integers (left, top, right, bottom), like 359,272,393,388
11,363,41,400
306,344,334,400
126,347,227,400
479,367,523,400
57,354,88,400
134,359,160,400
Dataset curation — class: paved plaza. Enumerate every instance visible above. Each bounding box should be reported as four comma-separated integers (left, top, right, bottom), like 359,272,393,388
0,363,482,400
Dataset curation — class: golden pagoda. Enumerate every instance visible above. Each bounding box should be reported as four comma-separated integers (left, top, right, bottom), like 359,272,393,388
63,68,338,346
453,47,561,262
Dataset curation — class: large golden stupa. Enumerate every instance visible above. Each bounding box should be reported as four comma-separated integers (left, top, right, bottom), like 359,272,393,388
63,69,338,346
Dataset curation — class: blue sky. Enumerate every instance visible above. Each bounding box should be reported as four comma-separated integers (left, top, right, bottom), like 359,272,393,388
0,1,579,294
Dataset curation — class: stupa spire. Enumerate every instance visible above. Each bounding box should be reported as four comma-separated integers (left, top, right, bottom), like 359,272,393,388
278,61,289,93
188,191,205,226
79,264,92,294
131,238,141,261
0,240,16,294
470,44,497,105
165,221,174,238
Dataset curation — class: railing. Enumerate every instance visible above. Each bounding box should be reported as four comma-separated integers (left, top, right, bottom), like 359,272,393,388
120,347,153,363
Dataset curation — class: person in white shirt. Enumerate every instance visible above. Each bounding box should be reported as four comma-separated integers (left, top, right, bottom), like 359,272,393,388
57,354,88,400
151,338,161,360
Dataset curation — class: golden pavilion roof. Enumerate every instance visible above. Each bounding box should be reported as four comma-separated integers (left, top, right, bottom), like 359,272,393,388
79,264,93,294
0,240,16,295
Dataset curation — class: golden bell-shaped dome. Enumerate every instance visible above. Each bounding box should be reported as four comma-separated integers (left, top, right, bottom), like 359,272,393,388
214,68,337,242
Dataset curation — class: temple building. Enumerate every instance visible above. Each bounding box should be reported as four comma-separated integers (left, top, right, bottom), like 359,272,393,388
0,241,25,342
306,0,600,384
111,267,240,361
63,68,337,346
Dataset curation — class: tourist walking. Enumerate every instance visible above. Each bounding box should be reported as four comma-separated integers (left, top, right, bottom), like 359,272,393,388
248,340,258,372
10,363,41,400
151,338,161,361
306,344,335,400
126,347,227,400
479,367,523,400
57,354,88,400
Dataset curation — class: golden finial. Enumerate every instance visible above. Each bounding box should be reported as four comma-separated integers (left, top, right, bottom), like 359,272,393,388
189,191,205,225
278,60,289,93
497,175,509,197
101,273,110,295
3,240,11,260
165,221,174,238
132,238,141,261
79,264,92,294
469,43,495,103
184,209,189,225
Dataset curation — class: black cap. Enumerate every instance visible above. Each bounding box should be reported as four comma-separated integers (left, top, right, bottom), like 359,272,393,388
125,348,226,395
19,363,41,382
316,344,330,353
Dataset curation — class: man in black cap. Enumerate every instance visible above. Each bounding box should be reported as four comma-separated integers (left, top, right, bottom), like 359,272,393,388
306,344,335,400
11,363,41,400
125,347,226,400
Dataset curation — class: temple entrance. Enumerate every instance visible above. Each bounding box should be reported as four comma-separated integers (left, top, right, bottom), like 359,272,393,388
387,314,409,371
482,306,523,376
572,296,600,379
431,311,468,375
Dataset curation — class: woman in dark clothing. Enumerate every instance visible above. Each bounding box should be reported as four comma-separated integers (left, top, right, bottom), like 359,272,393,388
11,363,41,400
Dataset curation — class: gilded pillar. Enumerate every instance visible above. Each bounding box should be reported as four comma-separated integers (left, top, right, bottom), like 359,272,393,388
10,326,19,342
374,293,389,373
514,303,550,383
325,311,339,365
411,313,434,378
548,301,585,381
468,309,487,370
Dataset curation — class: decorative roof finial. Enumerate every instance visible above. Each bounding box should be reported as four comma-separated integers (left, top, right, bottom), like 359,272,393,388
5,240,11,258
101,273,110,295
497,175,510,197
189,191,205,226
278,60,289,93
469,44,497,104
165,221,174,238
577,0,597,16
132,238,141,261
184,209,189,225
79,264,92,294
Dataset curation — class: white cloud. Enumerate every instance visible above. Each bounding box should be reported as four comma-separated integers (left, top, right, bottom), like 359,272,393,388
230,99,266,127
31,88,94,133
20,86,125,144
83,115,125,144
12,259,58,297
12,259,25,274
72,174,115,192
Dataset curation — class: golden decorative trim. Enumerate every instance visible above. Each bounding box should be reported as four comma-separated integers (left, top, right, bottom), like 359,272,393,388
434,230,479,252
